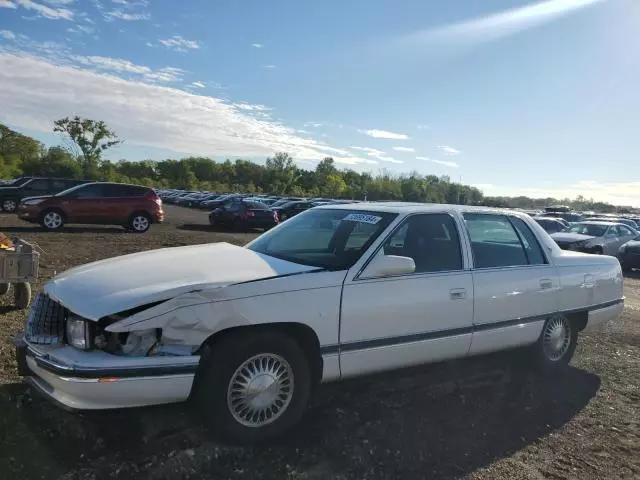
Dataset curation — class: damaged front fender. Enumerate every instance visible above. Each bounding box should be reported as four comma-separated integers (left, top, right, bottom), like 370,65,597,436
105,290,253,348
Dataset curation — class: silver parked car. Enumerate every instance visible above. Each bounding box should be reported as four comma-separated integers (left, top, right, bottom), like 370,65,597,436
550,221,637,255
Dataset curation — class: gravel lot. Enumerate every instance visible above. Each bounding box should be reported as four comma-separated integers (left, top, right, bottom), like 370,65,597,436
0,205,638,480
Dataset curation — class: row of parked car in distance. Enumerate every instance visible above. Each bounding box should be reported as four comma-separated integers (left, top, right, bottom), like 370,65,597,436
529,207,640,272
157,189,359,230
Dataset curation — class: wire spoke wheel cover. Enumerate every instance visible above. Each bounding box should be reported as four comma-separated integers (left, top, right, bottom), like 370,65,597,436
542,315,571,361
3,200,16,212
44,212,62,229
227,353,294,428
132,215,149,231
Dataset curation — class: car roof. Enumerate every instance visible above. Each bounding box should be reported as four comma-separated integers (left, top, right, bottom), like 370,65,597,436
316,201,530,215
577,220,622,226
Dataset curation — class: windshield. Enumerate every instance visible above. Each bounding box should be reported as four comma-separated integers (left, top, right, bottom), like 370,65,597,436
247,209,397,270
566,223,608,237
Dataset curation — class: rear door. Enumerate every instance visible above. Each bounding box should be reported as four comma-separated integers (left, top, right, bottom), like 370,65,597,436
20,179,50,199
464,213,558,356
101,184,147,223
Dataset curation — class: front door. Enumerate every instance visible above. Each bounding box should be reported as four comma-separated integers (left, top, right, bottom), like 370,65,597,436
462,213,559,356
339,213,474,378
61,183,107,223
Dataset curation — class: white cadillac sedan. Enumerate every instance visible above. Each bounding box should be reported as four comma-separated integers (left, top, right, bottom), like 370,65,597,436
16,203,624,443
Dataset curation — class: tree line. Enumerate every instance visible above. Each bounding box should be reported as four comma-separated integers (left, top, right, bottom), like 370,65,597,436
0,119,626,212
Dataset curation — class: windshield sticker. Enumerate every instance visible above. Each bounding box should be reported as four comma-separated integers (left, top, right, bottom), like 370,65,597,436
343,213,382,224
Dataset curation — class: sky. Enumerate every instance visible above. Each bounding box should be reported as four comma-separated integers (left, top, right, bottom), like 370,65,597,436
0,0,639,205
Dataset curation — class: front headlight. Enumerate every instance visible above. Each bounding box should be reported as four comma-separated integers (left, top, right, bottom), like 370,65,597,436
23,199,46,206
66,316,91,350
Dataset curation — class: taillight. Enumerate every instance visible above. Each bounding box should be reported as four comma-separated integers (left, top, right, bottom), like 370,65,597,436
273,211,279,223
148,191,162,206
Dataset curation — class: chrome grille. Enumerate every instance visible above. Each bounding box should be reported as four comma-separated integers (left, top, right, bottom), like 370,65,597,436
24,293,67,344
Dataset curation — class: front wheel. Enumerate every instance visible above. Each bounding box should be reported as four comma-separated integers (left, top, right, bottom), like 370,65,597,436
40,209,65,230
195,331,312,444
530,314,578,369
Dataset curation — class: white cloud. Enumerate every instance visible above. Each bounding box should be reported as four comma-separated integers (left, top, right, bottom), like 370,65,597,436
392,146,415,152
15,0,73,19
191,81,205,88
474,181,640,208
72,55,185,82
416,156,459,168
159,35,200,51
397,0,605,47
417,124,430,130
360,129,410,140
263,64,276,69
303,121,323,128
67,25,94,34
350,146,403,164
437,145,461,155
0,52,378,168
104,10,148,20
233,103,271,112
251,43,263,48
44,0,74,4
0,0,16,7
0,30,16,40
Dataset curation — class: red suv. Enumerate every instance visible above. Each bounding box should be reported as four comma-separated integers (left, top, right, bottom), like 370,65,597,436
17,182,164,232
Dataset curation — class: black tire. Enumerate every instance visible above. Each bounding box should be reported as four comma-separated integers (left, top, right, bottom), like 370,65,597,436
0,283,10,296
128,212,151,233
14,282,31,309
2,198,19,213
529,314,578,369
195,330,312,445
40,209,65,230
592,246,603,255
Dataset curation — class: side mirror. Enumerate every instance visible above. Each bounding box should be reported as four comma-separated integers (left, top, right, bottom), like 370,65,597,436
360,255,415,279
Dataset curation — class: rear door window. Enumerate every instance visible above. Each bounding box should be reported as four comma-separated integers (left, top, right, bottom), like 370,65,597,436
74,184,105,198
509,217,547,265
464,213,529,268
23,179,49,194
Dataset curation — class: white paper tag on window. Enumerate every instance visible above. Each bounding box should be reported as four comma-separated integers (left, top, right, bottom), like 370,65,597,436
343,213,382,224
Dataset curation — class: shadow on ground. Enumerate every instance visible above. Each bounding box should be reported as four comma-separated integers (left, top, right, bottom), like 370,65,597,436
0,353,600,479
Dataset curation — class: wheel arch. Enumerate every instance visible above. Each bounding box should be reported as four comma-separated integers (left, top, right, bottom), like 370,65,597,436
196,322,324,386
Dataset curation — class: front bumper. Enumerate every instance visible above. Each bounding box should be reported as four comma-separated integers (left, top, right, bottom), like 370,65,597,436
17,205,40,222
15,335,198,411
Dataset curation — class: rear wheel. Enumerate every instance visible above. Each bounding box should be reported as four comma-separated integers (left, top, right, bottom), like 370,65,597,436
530,314,578,369
40,209,65,230
195,331,312,444
2,198,18,213
128,212,151,233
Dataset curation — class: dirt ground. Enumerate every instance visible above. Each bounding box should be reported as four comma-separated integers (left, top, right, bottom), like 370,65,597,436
0,205,638,480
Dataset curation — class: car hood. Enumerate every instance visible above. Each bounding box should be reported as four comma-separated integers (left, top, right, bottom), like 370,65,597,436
550,232,596,243
44,242,319,321
21,195,53,202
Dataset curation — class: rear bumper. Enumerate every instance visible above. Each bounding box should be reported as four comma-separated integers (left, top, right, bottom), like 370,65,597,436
15,336,197,410
583,299,624,332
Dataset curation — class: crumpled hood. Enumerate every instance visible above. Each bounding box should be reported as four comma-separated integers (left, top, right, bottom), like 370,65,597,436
550,232,596,243
44,242,318,321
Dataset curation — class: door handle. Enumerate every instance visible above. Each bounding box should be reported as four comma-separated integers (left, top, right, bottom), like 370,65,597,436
539,279,553,290
450,288,466,300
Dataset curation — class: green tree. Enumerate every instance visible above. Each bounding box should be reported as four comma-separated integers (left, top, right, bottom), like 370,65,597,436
53,116,121,178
